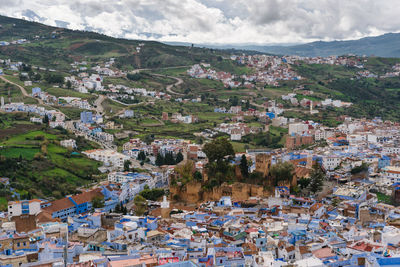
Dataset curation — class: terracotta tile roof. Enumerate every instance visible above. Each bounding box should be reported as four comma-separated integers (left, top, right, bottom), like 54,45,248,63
286,245,295,252
71,188,103,205
313,247,335,259
299,246,311,255
310,203,324,212
295,166,311,178
43,197,74,214
43,189,103,214
37,210,59,223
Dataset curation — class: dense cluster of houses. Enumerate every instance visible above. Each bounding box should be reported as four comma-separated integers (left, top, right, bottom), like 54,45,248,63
2,178,400,266
122,138,206,164
232,55,302,86
0,102,66,128
0,39,28,46
281,93,352,109
30,87,93,109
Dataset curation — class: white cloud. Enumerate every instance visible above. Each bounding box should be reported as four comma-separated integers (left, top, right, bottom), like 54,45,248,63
0,0,400,44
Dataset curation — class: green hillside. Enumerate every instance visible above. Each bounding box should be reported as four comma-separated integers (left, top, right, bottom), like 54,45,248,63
0,124,101,200
0,15,226,70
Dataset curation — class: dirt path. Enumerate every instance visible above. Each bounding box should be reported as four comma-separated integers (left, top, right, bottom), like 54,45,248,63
0,75,43,104
250,100,265,109
94,94,106,114
152,73,184,96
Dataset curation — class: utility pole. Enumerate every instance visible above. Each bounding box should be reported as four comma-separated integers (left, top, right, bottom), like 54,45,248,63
64,224,68,267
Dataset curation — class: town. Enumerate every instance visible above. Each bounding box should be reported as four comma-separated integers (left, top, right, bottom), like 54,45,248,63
1,10,400,267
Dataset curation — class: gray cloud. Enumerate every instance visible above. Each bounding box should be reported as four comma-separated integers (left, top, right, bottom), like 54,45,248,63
0,0,399,44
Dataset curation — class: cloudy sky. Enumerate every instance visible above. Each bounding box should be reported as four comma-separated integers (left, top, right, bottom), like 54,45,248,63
1,0,400,44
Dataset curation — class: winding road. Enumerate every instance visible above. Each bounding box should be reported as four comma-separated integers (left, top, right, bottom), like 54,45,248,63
152,73,184,96
0,75,44,104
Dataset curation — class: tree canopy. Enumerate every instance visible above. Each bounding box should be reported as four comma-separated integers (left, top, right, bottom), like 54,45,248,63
269,162,294,186
203,137,234,163
134,195,147,216
309,163,325,194
239,154,249,178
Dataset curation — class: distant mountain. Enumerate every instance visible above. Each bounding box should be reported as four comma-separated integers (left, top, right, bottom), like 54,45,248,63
245,33,400,58
167,33,400,58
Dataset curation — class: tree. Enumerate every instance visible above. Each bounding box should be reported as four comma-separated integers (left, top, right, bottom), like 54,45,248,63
33,73,41,81
175,152,184,164
309,163,325,194
164,152,175,165
114,203,121,213
230,95,239,106
174,160,195,183
269,162,294,186
193,171,202,181
43,115,49,125
203,137,234,163
134,195,147,216
350,162,369,175
66,80,72,89
239,154,249,178
332,198,340,207
155,153,164,166
123,160,131,172
127,73,142,81
140,188,165,201
298,178,311,190
44,73,64,84
137,151,146,161
91,196,105,209
143,134,154,145
122,205,128,215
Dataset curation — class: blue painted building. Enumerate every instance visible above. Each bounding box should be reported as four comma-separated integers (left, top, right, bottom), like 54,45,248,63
378,155,391,169
32,87,41,96
43,189,103,221
80,111,93,124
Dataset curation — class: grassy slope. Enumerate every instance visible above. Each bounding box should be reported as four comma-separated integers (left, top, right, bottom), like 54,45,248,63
0,15,228,71
0,128,101,198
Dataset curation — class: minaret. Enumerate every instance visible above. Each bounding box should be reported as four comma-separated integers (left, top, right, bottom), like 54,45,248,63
310,100,313,114
1,96,4,107
161,195,170,218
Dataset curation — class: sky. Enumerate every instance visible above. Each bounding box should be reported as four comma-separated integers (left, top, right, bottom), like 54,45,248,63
1,0,400,45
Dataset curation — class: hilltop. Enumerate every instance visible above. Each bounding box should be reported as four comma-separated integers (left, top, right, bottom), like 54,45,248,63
0,15,228,71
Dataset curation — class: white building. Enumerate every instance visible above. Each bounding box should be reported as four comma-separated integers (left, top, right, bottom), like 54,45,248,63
30,117,43,124
8,199,42,218
95,132,114,142
322,156,341,170
314,129,334,141
230,129,242,141
60,139,77,149
347,134,367,145
83,149,129,168
383,146,400,155
289,123,309,135
383,166,400,183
